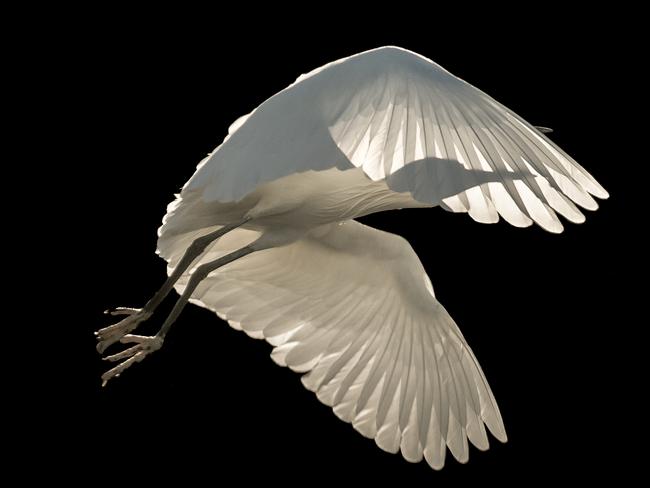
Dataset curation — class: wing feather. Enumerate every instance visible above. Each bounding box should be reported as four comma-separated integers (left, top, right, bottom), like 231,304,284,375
182,47,605,233
161,219,507,469
182,47,608,232
320,48,607,230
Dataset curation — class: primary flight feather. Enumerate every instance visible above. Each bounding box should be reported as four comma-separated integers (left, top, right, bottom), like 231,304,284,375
96,46,608,470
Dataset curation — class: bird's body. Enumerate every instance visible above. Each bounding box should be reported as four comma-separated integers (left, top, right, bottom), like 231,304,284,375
98,46,608,470
160,166,430,250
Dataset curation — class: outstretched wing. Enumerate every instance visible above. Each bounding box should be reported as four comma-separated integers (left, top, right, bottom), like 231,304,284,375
185,46,607,232
325,48,608,232
160,220,507,469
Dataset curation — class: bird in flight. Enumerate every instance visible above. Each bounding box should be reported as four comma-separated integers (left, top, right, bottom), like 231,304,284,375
96,46,608,469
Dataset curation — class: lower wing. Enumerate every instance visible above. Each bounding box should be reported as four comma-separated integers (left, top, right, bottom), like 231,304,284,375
158,219,507,469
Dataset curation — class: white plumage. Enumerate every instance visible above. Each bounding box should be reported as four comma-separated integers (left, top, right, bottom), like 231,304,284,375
98,46,608,470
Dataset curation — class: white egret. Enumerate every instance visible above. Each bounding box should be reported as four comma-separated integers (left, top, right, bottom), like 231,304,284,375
96,46,608,469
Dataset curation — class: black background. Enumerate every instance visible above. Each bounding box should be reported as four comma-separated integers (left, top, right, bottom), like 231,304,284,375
45,6,640,485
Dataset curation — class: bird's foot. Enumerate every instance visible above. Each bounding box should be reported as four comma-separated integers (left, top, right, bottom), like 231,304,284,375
95,307,152,354
100,334,164,386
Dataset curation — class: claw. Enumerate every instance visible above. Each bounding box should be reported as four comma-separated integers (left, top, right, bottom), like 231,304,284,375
104,307,140,316
103,344,141,362
95,308,151,353
119,334,156,344
100,335,164,386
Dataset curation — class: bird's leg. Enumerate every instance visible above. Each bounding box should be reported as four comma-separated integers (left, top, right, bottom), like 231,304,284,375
95,219,249,353
100,244,258,386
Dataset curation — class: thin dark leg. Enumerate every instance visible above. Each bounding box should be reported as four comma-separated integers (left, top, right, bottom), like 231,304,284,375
96,219,249,353
100,244,258,385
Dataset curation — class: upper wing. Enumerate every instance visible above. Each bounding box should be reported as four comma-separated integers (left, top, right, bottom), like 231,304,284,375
327,48,608,232
184,46,607,232
161,220,507,469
